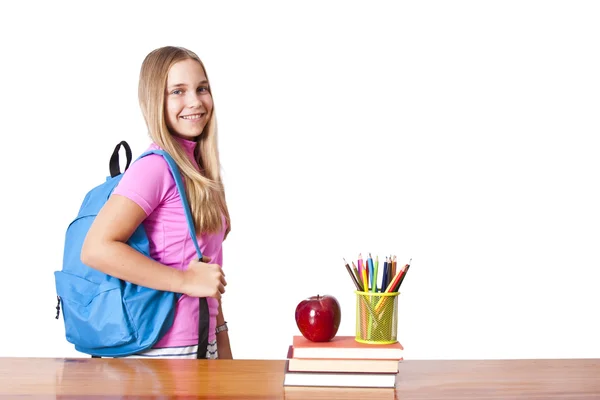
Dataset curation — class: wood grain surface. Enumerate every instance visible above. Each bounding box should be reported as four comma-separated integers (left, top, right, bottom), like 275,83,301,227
0,357,598,399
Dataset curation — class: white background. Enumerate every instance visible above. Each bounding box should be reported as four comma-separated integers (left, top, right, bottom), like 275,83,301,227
0,0,598,360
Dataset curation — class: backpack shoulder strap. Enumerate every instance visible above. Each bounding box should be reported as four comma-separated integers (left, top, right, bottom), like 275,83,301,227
137,149,203,260
137,149,209,359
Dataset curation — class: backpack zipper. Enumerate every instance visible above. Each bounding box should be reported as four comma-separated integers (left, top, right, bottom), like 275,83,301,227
55,296,61,319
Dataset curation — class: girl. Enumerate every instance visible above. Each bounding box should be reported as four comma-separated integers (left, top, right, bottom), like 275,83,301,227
81,46,232,359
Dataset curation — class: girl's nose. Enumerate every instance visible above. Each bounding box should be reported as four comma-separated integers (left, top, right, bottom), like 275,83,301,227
187,93,203,109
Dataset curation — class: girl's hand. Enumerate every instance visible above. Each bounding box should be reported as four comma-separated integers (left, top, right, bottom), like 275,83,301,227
181,256,227,299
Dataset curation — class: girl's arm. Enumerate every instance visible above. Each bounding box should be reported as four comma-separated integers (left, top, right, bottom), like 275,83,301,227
81,194,226,299
216,300,232,359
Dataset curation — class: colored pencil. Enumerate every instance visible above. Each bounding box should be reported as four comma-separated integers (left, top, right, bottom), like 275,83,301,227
351,261,362,291
374,267,405,313
396,258,412,290
382,257,388,292
343,258,362,291
358,253,364,286
367,254,374,291
373,255,379,292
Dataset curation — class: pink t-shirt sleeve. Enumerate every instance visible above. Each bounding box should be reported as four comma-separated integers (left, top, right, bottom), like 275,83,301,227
112,154,173,215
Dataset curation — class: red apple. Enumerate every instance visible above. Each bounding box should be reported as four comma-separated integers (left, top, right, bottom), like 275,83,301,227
295,294,341,342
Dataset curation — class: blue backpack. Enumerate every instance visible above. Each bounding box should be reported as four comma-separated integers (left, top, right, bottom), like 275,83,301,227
54,141,209,358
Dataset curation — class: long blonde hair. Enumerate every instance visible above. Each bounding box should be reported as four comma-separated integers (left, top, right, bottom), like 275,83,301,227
138,46,230,236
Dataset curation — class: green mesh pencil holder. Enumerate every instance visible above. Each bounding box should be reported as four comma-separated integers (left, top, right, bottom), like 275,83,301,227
355,290,399,345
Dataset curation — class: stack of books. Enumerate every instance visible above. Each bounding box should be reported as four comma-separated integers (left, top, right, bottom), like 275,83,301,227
283,335,403,388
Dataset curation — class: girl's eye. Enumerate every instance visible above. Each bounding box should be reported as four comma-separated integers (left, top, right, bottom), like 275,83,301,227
171,89,182,95
198,86,209,93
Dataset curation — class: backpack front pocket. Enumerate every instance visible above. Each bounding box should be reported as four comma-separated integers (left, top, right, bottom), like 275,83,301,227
55,271,136,350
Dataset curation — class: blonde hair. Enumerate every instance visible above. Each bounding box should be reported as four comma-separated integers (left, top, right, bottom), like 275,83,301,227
138,46,230,236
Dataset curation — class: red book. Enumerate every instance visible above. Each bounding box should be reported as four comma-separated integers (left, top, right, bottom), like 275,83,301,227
292,336,403,360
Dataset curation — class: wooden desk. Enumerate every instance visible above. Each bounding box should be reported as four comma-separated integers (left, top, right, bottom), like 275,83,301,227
0,357,598,399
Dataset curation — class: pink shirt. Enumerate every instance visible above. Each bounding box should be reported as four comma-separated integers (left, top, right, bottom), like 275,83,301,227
112,137,226,347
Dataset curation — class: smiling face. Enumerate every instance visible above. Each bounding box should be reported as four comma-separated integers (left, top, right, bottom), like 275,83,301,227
164,58,213,140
